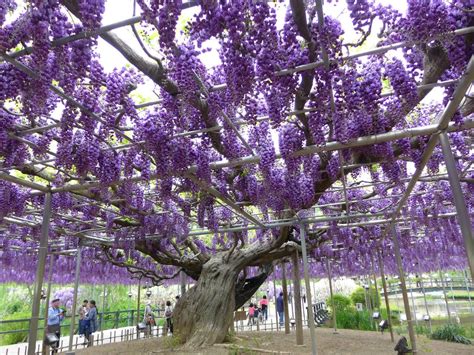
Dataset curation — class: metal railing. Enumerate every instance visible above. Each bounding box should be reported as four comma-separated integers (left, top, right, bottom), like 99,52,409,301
0,308,164,337
2,315,300,354
385,278,473,295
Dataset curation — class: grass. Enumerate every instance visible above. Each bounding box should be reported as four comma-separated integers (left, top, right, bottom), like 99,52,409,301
161,333,182,349
446,291,474,300
228,343,256,355
430,324,472,344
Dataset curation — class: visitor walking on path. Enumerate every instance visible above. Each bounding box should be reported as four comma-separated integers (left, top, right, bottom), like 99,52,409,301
78,299,89,342
259,295,269,321
84,300,98,347
144,301,155,336
46,298,64,353
247,303,256,325
165,300,174,334
276,292,285,327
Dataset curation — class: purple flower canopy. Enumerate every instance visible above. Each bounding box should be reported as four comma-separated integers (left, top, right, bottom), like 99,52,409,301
0,0,473,286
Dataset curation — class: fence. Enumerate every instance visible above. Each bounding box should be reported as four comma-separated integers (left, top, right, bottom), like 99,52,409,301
0,309,164,338
386,278,473,295
2,314,305,354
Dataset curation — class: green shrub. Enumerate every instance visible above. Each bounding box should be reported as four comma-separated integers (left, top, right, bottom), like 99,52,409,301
415,324,431,336
0,311,31,345
326,294,352,312
430,324,472,345
351,286,380,308
379,308,400,325
334,308,374,331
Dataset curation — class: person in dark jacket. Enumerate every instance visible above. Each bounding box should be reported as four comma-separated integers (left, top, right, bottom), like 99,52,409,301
276,292,285,326
78,299,89,344
84,300,98,347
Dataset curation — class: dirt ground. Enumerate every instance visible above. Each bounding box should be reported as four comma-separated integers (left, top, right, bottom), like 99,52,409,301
70,328,474,355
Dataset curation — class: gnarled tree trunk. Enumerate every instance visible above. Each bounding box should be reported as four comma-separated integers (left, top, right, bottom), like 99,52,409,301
172,254,241,348
172,228,293,347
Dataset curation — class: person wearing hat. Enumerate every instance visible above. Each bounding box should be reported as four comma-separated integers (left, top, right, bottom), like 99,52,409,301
47,298,64,353
144,300,155,336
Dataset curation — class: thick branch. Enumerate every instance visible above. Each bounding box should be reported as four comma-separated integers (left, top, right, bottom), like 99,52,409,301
100,246,179,285
290,0,318,146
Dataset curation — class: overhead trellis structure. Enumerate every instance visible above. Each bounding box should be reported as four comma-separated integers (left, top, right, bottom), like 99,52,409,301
0,0,473,353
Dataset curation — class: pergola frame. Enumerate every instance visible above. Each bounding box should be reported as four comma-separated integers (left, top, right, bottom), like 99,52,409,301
1,2,473,354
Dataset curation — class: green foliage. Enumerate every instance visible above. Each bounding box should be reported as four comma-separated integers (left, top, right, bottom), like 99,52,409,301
228,344,256,355
379,307,400,324
430,324,472,345
335,309,374,331
351,286,380,308
224,331,237,343
0,311,31,345
446,291,473,300
162,333,183,349
326,294,352,312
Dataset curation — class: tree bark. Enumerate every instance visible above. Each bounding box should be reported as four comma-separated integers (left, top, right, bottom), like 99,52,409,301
172,253,242,347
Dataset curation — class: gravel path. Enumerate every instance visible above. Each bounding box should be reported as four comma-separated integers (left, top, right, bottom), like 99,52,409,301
71,328,474,355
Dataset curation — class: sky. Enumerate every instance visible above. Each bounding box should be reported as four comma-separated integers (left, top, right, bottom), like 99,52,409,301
95,0,444,104
91,0,441,182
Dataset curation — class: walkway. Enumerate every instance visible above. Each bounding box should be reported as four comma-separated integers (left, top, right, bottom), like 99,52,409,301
0,304,301,354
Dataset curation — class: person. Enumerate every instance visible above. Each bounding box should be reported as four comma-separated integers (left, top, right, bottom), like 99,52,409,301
415,274,422,288
84,300,98,347
259,295,269,321
164,300,173,334
46,298,64,353
276,292,285,327
247,303,255,326
78,299,89,341
254,305,260,324
144,301,155,336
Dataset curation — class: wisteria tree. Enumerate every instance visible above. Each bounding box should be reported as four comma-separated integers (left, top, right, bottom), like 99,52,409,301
0,0,473,347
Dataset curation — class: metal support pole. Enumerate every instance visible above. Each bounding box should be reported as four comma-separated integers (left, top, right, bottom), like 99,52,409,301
292,251,304,345
102,285,107,314
68,245,82,351
439,132,474,280
28,192,52,355
377,250,394,342
390,225,417,353
463,271,473,312
409,284,419,327
417,262,432,333
312,278,317,303
180,271,186,297
300,224,317,354
128,285,132,327
273,278,279,329
290,284,295,319
439,269,452,322
42,255,55,355
282,264,290,334
326,258,337,333
367,275,373,313
449,278,458,318
371,256,380,312
136,278,142,327
363,284,369,311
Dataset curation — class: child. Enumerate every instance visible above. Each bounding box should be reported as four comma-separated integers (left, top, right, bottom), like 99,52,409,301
259,295,269,321
247,303,255,326
254,306,260,323
165,300,173,334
